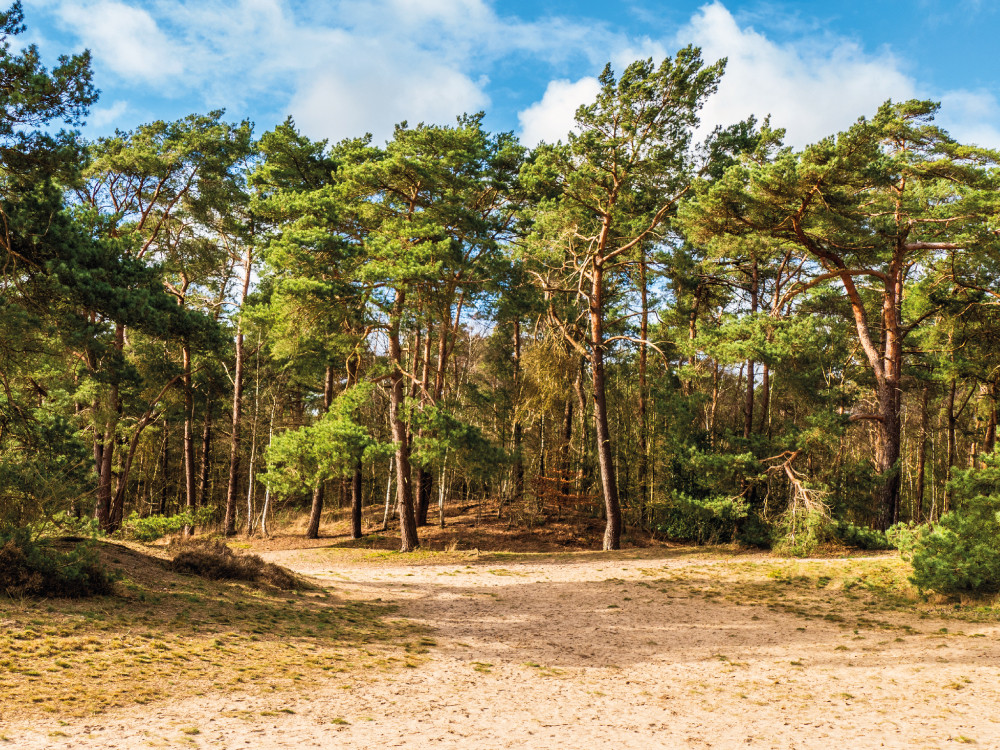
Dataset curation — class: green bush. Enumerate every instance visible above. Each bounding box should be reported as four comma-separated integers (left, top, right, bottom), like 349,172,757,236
773,507,831,557
653,492,749,545
772,514,892,557
31,511,104,540
0,528,112,598
0,413,94,529
832,521,892,551
119,507,216,542
735,511,775,549
889,508,1000,595
888,454,1000,595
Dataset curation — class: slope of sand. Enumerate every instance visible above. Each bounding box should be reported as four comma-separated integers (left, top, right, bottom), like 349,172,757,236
9,548,1000,749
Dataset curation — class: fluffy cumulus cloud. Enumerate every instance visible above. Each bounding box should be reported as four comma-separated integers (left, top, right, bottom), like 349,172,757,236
162,0,496,143
511,2,925,151
517,77,600,146
24,0,1000,149
676,2,917,147
55,1,183,83
289,60,489,144
33,0,620,143
515,2,1000,150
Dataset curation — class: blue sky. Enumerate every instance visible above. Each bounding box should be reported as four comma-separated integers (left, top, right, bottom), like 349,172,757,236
19,0,1000,149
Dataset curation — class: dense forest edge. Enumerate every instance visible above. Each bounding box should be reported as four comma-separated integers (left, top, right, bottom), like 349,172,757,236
3,0,1000,600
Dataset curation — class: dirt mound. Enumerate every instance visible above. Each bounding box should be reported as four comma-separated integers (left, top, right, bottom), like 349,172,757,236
168,539,305,589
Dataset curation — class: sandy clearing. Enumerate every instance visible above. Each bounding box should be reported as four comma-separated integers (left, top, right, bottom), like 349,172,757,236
8,550,1000,749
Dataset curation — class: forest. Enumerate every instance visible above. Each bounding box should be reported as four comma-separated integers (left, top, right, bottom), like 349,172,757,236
3,0,1000,576
8,3,1000,746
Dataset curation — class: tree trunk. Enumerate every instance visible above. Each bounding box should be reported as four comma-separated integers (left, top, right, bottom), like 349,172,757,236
95,423,114,530
416,470,432,526
350,459,363,539
438,449,449,528
708,358,720,444
539,412,548,483
95,323,126,532
198,389,212,508
512,318,524,503
590,261,621,550
306,364,336,539
160,420,169,514
390,290,419,551
743,261,758,440
561,394,573,497
244,386,260,537
637,256,649,515
840,260,904,531
875,381,902,530
944,376,958,513
224,247,253,536
382,458,395,532
574,362,588,494
182,340,197,534
683,288,700,397
915,384,930,523
985,383,998,456
759,363,771,436
414,326,433,526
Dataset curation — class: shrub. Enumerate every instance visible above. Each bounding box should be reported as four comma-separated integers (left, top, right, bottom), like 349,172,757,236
0,528,112,598
653,492,749,545
773,507,831,557
832,521,892,551
888,454,1000,595
119,507,216,542
735,511,774,549
771,514,891,557
169,540,302,590
29,511,104,541
889,508,1000,596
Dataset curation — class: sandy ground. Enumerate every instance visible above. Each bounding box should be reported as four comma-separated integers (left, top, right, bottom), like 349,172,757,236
9,548,1000,749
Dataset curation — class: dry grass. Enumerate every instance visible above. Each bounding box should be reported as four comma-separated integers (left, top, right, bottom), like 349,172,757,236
658,556,1000,628
168,539,306,589
0,541,425,721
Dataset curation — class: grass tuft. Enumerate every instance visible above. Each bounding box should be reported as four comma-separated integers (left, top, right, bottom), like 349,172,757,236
169,540,304,590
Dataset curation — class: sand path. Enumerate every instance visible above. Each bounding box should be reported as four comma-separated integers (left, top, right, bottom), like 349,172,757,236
10,549,1000,748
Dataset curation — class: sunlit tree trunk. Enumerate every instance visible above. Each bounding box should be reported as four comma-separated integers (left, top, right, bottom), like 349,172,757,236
182,340,196,534
637,256,649,516
306,364,335,539
743,261,758,440
224,247,253,536
390,290,419,551
590,258,621,550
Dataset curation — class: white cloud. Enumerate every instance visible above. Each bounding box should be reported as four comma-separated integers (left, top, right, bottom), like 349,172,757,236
517,77,600,147
55,1,183,83
40,0,620,143
289,54,490,145
676,2,917,148
88,99,129,129
937,89,1000,148
27,0,1000,151
515,2,925,151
